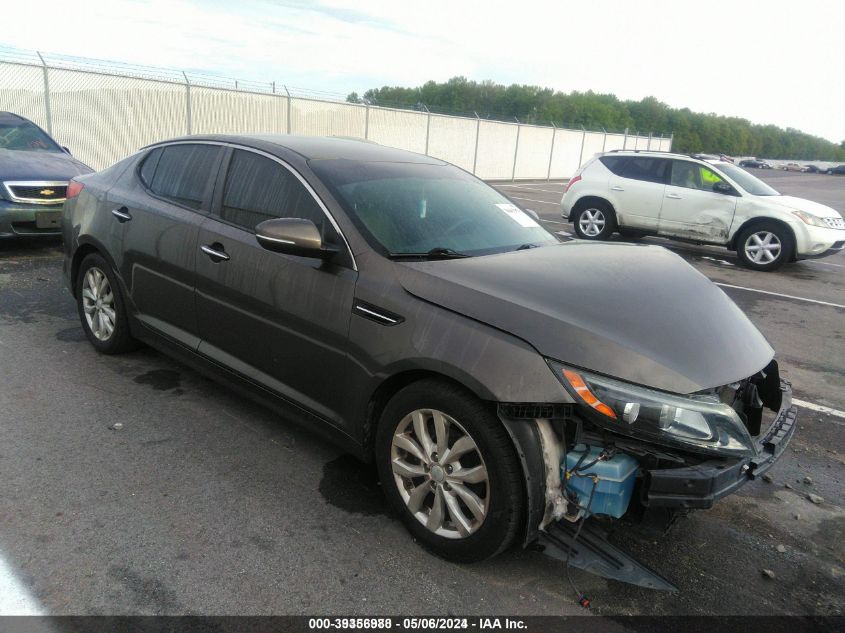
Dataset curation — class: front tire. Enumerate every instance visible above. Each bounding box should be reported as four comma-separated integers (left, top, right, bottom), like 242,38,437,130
76,253,138,354
573,201,617,240
375,379,525,563
735,222,794,271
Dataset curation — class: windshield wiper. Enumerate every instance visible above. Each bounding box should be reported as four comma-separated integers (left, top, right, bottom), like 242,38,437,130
515,243,539,250
388,247,471,260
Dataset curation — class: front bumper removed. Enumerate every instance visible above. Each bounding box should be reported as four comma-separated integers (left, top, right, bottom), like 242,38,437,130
645,378,797,509
535,379,796,591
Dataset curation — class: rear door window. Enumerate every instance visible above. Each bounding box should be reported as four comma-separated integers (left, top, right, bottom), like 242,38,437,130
620,157,670,184
145,144,220,210
220,149,325,233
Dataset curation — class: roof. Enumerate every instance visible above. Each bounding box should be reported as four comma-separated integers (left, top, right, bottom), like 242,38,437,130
169,134,446,164
0,111,29,125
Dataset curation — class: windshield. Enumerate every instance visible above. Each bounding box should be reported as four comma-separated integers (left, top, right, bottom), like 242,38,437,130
716,163,779,196
309,160,557,256
0,121,62,152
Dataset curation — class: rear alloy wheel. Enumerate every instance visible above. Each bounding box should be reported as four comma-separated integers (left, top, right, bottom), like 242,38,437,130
573,202,616,240
376,380,525,562
736,223,794,271
76,253,138,354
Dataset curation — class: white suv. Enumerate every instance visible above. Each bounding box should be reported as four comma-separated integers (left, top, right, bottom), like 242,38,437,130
560,151,845,271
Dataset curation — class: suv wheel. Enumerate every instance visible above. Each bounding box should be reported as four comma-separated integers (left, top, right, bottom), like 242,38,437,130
375,379,525,563
735,222,794,271
573,201,616,240
76,253,138,354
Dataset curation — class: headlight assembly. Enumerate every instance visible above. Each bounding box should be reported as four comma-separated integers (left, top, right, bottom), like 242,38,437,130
548,360,756,457
791,210,829,228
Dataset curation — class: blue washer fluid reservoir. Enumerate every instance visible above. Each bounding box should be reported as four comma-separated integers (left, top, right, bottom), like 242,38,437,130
562,444,639,519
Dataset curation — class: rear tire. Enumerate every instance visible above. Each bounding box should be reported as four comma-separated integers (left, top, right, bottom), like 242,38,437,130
375,379,525,563
573,201,616,240
735,222,794,271
76,253,138,354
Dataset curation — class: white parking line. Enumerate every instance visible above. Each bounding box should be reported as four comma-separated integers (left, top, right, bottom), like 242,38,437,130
539,219,568,226
508,196,561,206
0,552,43,615
805,260,845,269
496,184,565,194
714,283,845,309
793,398,845,420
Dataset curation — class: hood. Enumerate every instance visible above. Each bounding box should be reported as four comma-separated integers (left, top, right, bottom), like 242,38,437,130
397,242,773,394
0,149,92,182
766,195,841,219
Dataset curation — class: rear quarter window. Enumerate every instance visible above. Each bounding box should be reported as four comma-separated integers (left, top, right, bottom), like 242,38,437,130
138,147,162,187
598,156,629,175
145,144,220,210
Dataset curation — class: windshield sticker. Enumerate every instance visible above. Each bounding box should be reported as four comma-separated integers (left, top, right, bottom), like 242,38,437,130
495,203,540,228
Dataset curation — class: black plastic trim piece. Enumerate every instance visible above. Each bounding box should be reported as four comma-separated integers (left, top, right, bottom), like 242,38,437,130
539,519,678,591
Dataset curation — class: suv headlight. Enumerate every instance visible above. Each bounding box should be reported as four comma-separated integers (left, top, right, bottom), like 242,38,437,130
548,361,756,457
791,210,829,228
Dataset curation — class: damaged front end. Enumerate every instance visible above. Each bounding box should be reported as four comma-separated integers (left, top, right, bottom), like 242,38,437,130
498,359,798,591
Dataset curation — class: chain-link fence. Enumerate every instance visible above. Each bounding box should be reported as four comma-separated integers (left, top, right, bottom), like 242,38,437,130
0,48,672,176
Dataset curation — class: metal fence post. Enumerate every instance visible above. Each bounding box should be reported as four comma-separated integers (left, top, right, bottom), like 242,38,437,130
669,132,674,151
511,117,521,181
364,103,370,140
472,112,481,175
623,127,629,149
182,71,192,135
648,132,652,150
546,122,556,181
422,103,431,156
284,85,291,134
578,126,587,168
36,52,52,135
601,127,607,152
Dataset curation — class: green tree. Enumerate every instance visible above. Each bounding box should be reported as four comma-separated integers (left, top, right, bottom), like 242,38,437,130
351,77,845,160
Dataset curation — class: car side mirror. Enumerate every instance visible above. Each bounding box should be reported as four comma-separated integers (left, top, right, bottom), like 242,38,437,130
62,146,72,155
524,208,540,221
255,218,338,260
713,182,735,195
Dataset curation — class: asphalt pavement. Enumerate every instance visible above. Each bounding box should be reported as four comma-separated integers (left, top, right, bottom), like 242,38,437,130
0,169,843,617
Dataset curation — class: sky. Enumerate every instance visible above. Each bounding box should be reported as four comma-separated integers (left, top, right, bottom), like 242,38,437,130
2,0,842,142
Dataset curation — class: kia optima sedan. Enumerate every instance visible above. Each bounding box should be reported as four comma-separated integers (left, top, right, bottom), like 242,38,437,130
0,111,92,238
62,135,796,586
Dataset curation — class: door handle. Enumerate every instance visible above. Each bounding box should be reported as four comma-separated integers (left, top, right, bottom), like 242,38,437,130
111,207,132,222
611,186,625,191
201,243,230,262
666,193,682,199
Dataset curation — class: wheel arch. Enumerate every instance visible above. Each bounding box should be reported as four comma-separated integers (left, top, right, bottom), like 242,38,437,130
568,195,616,223
361,369,492,463
729,216,797,253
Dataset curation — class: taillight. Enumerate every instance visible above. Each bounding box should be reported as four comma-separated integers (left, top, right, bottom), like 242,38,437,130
564,175,581,193
66,180,85,199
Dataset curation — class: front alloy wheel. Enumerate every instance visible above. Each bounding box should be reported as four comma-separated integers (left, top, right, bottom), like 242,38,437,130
735,222,793,271
391,409,489,539
376,379,525,562
744,230,782,265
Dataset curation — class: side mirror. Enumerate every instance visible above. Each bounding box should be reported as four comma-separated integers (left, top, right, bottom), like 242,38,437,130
62,146,72,155
255,218,338,260
713,181,735,195
524,208,540,221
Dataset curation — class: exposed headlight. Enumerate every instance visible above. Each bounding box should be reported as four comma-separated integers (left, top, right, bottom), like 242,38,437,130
548,361,756,457
791,210,829,228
